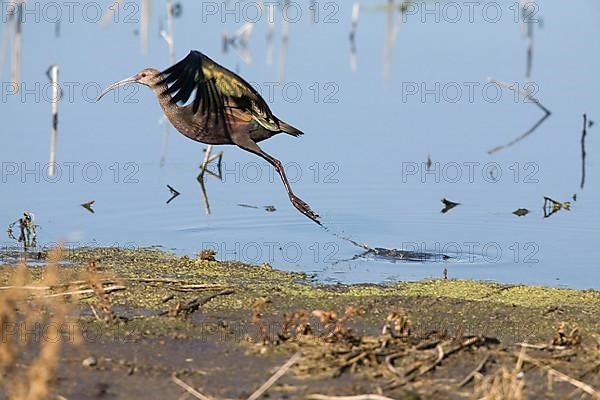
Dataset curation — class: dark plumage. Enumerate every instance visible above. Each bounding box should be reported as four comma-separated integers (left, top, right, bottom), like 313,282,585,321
97,51,319,224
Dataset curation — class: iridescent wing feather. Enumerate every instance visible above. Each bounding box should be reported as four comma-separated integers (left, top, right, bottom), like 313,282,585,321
158,51,280,132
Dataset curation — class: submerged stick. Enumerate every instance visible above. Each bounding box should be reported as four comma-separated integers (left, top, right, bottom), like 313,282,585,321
48,65,59,177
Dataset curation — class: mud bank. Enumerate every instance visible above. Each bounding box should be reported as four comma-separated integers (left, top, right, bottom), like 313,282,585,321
0,247,599,399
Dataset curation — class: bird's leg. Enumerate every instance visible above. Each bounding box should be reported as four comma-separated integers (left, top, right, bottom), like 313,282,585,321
232,136,320,224
259,151,320,224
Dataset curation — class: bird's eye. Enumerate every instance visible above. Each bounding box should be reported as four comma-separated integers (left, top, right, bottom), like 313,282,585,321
141,73,147,78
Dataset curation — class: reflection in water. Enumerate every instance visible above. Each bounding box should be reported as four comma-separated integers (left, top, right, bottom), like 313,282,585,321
199,146,224,178
47,65,60,177
159,116,169,167
368,1,406,86
278,0,290,83
140,0,151,54
222,22,254,65
165,185,180,205
237,204,277,213
158,0,177,166
0,0,22,88
487,79,551,154
196,150,223,215
383,0,394,87
102,0,151,54
159,0,176,65
519,0,541,80
543,197,571,219
266,3,275,65
11,0,22,88
513,208,530,217
196,174,214,216
349,1,360,72
488,112,550,155
441,198,460,214
580,114,588,189
81,200,96,214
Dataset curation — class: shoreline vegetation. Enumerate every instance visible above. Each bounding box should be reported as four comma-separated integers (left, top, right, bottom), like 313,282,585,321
1,247,599,399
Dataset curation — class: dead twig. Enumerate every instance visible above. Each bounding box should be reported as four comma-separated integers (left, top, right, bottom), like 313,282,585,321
42,285,126,298
520,353,600,399
516,342,565,351
457,354,490,387
169,284,229,293
246,352,302,400
309,395,397,400
171,373,213,400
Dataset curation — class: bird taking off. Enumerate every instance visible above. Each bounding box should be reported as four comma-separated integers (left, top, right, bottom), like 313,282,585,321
97,50,320,224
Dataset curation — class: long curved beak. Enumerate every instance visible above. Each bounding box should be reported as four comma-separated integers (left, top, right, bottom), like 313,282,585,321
97,75,139,101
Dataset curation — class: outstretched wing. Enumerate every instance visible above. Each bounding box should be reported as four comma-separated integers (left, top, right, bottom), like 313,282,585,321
158,50,280,132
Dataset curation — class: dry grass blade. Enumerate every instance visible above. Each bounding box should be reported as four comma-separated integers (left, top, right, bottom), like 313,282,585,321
474,347,525,400
0,245,82,400
520,353,600,399
246,351,302,400
171,374,213,400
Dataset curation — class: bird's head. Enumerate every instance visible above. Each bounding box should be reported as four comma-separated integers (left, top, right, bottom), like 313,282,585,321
97,68,161,101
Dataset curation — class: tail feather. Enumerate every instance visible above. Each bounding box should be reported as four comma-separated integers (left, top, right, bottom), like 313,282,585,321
279,121,304,137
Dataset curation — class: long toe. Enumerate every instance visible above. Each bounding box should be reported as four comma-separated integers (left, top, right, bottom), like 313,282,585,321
291,196,321,225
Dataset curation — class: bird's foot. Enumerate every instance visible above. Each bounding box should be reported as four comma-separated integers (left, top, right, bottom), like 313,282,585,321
290,195,321,225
